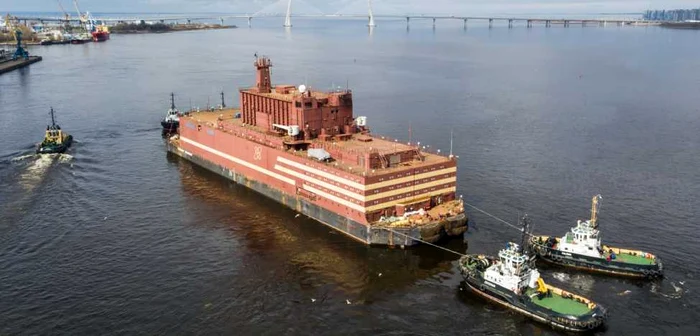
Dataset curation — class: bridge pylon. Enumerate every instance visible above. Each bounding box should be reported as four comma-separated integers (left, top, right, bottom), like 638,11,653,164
367,0,376,27
283,0,292,27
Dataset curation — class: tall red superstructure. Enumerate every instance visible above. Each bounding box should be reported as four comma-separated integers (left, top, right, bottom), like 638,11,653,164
168,56,467,245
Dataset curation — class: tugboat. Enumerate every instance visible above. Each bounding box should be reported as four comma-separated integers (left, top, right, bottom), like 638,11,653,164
37,107,73,154
161,93,180,134
459,216,607,332
529,195,663,278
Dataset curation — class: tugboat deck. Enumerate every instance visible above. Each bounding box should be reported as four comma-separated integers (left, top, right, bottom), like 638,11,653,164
526,289,592,316
604,251,656,265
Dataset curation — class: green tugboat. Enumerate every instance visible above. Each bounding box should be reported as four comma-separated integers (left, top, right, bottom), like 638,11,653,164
37,107,73,154
529,195,663,278
459,216,608,332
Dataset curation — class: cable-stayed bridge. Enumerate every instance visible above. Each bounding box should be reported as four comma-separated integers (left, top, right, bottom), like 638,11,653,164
11,0,647,28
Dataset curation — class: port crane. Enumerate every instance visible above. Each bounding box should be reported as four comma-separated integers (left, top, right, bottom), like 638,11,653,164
72,0,85,23
3,14,29,60
56,0,71,22
72,0,94,32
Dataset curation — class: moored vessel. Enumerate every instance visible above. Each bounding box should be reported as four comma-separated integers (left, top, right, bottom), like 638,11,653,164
529,195,663,278
166,55,468,246
459,216,607,332
161,93,180,134
70,33,91,44
37,107,73,154
91,25,110,42
90,17,111,42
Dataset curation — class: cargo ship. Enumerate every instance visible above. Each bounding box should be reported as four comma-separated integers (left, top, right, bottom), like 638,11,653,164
529,195,663,278
166,56,468,246
91,24,110,42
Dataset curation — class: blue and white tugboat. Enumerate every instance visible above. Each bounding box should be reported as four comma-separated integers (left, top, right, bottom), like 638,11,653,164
459,216,608,332
529,195,663,278
161,93,180,134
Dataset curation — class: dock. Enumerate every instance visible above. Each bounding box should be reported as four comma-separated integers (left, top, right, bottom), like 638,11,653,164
0,56,42,75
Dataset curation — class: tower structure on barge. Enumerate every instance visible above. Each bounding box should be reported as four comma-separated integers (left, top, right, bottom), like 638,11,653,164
168,56,467,245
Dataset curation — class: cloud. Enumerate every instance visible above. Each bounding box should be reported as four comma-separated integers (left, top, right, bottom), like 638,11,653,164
4,0,699,14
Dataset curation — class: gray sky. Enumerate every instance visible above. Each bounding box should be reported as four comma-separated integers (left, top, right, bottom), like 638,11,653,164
3,0,698,14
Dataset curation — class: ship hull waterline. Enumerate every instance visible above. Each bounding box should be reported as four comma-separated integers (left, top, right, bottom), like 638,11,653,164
161,120,179,134
92,32,110,42
462,279,605,332
166,141,468,246
531,243,663,279
36,135,73,154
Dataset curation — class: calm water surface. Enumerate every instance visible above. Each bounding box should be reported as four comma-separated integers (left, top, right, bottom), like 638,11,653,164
1,18,699,335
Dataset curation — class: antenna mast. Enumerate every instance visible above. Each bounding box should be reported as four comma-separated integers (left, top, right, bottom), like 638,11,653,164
170,92,176,110
449,129,453,157
590,194,602,228
49,107,56,127
519,214,532,254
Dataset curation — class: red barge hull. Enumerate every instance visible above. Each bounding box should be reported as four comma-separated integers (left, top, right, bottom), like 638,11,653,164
167,136,466,245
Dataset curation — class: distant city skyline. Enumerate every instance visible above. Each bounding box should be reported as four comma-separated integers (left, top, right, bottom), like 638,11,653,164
644,8,700,21
3,0,700,15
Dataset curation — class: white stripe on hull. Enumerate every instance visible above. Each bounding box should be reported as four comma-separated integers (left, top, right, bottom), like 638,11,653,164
180,137,296,186
303,184,366,213
277,156,366,190
274,164,365,202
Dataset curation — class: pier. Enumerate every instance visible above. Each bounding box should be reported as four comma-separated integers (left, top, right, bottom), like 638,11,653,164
0,29,42,75
0,56,42,75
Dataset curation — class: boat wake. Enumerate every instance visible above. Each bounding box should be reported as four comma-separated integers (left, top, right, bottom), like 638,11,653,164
58,154,74,163
551,271,570,282
10,154,36,162
550,271,595,293
650,281,685,299
18,154,57,191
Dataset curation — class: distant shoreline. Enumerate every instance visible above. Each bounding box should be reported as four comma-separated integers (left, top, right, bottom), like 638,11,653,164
110,23,237,34
659,21,700,29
